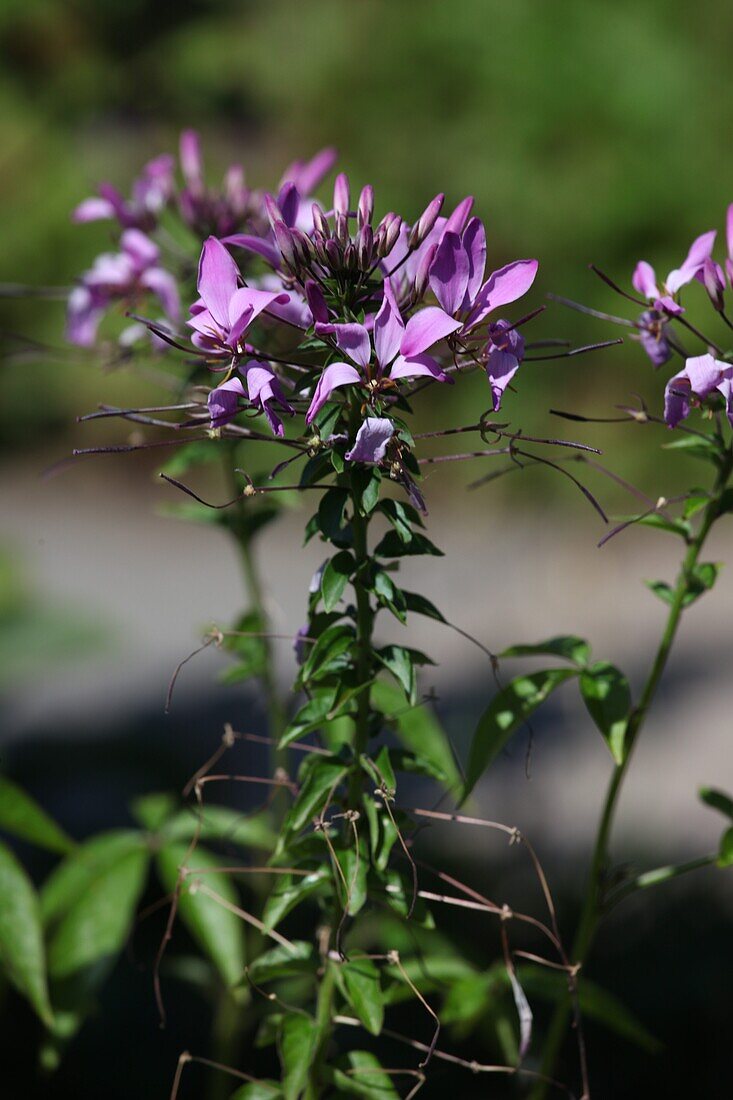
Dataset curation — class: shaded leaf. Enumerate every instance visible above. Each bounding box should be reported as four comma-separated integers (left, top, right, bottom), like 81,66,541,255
321,551,355,613
374,530,443,559
162,806,276,851
40,831,146,928
500,636,590,667
330,1050,399,1097
372,681,460,791
700,787,733,820
261,870,328,932
0,840,53,1026
339,957,383,1035
246,941,315,985
464,669,577,799
0,776,75,855
580,661,631,764
279,1012,317,1100
229,1082,282,1100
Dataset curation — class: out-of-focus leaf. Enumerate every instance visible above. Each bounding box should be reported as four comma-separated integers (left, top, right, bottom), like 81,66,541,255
579,660,631,764
162,805,276,851
40,831,146,927
279,1012,317,1100
500,635,591,667
246,941,315,985
156,841,245,988
0,776,75,854
229,1082,283,1099
700,787,733,820
717,827,733,868
464,669,577,799
329,1050,399,1097
0,840,53,1027
130,792,177,831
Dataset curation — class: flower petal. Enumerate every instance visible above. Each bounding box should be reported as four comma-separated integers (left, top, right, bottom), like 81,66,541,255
373,277,405,368
305,362,361,424
208,377,245,427
139,267,181,323
666,230,716,293
632,261,660,300
72,197,116,224
389,353,451,382
467,259,539,327
429,231,469,315
463,217,487,306
400,307,462,357
223,234,281,269
345,417,395,464
444,196,474,235
485,349,520,411
315,322,371,368
121,229,159,270
197,237,239,329
180,129,203,188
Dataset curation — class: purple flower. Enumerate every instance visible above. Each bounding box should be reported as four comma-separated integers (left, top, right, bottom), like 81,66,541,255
664,354,733,428
305,278,460,423
698,256,726,311
67,229,180,347
637,310,672,368
73,154,174,231
484,320,525,411
632,230,716,302
178,130,252,237
207,360,294,435
187,237,290,357
345,417,395,464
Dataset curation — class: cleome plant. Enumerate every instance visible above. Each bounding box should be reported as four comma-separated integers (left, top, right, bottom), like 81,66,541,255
0,134,731,1099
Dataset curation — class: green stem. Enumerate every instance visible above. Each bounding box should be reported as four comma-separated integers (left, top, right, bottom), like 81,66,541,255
532,443,732,1098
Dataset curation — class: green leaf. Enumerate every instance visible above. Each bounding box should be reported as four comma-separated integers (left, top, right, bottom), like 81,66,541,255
351,468,381,516
0,776,75,854
47,846,149,980
160,440,222,478
156,842,245,987
645,580,676,606
261,870,328,931
375,645,434,703
321,551,355,613
279,1012,317,1100
0,840,53,1026
684,561,721,605
40,831,147,927
371,680,460,791
339,957,383,1035
500,635,591,667
334,840,369,915
401,590,446,623
279,687,339,749
316,488,350,546
300,623,354,683
219,609,267,683
699,787,733,820
246,941,315,985
162,806,276,851
377,499,424,542
282,759,347,835
718,827,733,868
130,792,177,831
516,965,662,1053
329,1050,399,1098
374,530,443,559
229,1082,282,1100
464,669,578,799
661,434,720,464
635,513,691,539
579,661,631,764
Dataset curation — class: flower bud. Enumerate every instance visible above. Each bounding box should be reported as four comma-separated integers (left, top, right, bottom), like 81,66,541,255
444,195,474,235
701,256,725,312
413,241,438,299
358,184,374,228
272,220,297,269
305,279,329,325
333,172,350,218
324,238,341,271
264,193,282,233
334,212,349,247
356,224,374,270
291,227,314,266
408,193,444,249
311,202,330,239
382,214,402,258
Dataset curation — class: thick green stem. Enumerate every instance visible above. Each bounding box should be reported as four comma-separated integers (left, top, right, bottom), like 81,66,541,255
532,444,732,1098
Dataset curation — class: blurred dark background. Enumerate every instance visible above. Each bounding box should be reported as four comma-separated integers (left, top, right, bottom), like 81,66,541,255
1,1,732,1098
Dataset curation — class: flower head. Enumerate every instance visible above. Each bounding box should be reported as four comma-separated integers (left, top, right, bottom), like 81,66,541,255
664,353,733,428
73,155,175,231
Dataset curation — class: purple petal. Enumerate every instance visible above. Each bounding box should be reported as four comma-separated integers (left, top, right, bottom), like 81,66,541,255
485,349,520,411
632,261,660,300
444,196,474,235
374,277,405,368
345,417,395,464
400,306,461,358
638,312,671,368
466,259,539,328
121,229,159,270
305,280,329,325
685,353,726,397
463,217,487,305
727,204,733,260
389,353,451,382
716,374,733,427
666,230,716,293
228,287,290,332
208,377,245,427
66,285,102,347
664,372,692,428
653,295,684,317
429,231,469,315
305,362,361,424
139,267,181,323
180,130,203,188
277,182,301,228
333,172,350,217
197,237,240,329
244,360,294,436
72,197,116,224
282,148,337,195
315,322,371,368
223,234,281,269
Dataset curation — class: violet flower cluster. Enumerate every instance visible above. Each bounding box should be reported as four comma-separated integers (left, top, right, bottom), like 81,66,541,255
68,133,540,488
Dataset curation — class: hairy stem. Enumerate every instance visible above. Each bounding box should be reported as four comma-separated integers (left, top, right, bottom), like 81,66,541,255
533,442,733,1098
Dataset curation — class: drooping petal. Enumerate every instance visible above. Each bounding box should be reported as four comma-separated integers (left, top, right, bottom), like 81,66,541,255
244,360,294,436
208,377,245,427
389,353,451,382
305,280,329,325
485,349,520,411
664,371,693,428
666,230,716,293
466,259,539,328
632,261,660,300
305,362,361,424
121,229,159,270
373,277,405,368
345,417,395,464
281,147,338,195
638,311,672,369
197,237,240,328
664,353,727,428
463,217,487,306
400,307,462,358
429,231,469,315
315,322,371,368
139,267,181,323
223,234,281,269
72,197,116,223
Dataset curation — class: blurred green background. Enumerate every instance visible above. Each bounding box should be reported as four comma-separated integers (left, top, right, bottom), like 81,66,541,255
3,0,733,466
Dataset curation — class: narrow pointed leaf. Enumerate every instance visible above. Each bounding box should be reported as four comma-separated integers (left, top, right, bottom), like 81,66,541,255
0,776,75,855
0,841,53,1027
580,661,631,764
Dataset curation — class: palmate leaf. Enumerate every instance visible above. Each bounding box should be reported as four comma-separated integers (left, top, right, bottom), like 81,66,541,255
0,775,75,855
464,668,578,799
0,840,53,1027
156,841,246,988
